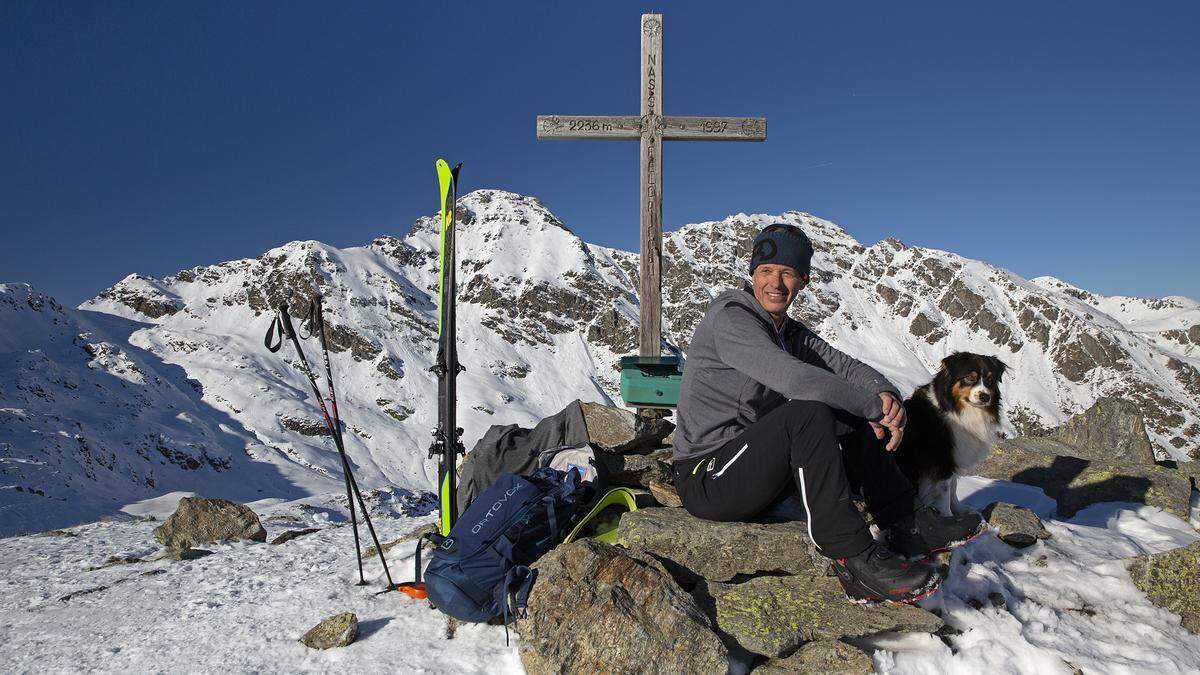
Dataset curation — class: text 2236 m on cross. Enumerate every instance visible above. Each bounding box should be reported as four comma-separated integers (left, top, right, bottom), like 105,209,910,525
536,13,767,358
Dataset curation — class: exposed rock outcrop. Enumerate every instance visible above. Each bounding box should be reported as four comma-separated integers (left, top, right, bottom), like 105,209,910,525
269,528,320,545
975,403,1192,519
153,497,267,550
982,502,1050,548
1127,541,1200,634
1046,397,1156,464
300,612,358,650
694,573,942,658
519,540,728,675
615,507,827,585
973,443,1192,519
580,402,674,454
754,640,873,674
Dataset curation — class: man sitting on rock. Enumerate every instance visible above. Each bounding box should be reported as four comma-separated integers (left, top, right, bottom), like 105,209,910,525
671,223,984,603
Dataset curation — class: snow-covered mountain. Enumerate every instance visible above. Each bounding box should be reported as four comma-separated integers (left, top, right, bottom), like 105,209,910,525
3,190,1198,535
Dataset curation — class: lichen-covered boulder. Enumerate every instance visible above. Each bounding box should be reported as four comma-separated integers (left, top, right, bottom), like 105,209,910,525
982,502,1051,548
694,573,942,658
754,640,873,674
1128,541,1200,634
580,402,674,454
1048,397,1157,465
973,442,1191,519
519,539,727,675
153,497,267,550
615,507,827,585
299,612,358,650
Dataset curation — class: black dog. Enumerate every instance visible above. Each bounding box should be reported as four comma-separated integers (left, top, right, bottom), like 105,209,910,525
894,352,1007,515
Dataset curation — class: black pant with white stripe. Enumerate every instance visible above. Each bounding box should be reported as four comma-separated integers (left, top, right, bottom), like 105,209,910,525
673,400,916,559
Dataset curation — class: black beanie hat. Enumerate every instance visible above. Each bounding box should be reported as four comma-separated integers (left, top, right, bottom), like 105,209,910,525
748,224,814,277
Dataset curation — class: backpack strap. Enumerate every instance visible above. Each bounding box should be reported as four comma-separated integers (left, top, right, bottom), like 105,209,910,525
544,496,559,542
497,565,538,646
489,534,516,563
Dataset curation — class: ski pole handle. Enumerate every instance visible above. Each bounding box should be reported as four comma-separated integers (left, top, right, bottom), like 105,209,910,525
278,303,299,340
312,296,329,351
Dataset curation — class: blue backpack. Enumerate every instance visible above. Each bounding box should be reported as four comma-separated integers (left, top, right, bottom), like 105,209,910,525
414,466,592,630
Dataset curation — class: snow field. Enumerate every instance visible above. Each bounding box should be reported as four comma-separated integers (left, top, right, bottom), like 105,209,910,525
872,481,1200,674
0,496,521,675
2,479,1199,674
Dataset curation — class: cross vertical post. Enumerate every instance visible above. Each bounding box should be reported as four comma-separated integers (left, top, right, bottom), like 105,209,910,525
535,13,766,410
639,14,664,357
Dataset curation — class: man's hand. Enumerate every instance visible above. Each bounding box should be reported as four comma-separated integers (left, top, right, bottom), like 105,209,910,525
870,392,907,452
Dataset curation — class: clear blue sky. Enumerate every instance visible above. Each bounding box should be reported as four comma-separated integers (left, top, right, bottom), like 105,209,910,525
3,1,1198,306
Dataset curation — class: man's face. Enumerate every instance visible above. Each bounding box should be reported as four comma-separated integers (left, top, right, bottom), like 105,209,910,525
752,264,808,316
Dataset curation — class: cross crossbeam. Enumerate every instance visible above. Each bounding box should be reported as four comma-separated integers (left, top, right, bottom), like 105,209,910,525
537,115,766,141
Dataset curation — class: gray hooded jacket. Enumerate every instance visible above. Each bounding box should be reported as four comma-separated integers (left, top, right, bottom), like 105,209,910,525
672,288,900,462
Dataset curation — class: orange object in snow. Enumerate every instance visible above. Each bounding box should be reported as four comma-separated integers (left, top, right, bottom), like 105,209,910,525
396,583,427,600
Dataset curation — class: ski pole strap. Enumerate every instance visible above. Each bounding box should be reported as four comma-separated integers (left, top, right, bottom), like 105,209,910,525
264,314,284,353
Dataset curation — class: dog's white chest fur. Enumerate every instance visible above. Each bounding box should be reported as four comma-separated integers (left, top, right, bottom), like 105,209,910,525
920,387,996,472
948,405,997,472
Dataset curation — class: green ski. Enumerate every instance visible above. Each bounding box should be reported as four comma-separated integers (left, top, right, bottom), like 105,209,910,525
430,159,464,537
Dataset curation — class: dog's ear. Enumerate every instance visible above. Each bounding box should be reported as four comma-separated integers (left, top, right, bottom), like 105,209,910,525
987,356,1009,381
940,352,961,371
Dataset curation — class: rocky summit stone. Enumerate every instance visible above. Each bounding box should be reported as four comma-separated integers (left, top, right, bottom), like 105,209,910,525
1049,397,1157,465
153,497,267,550
616,507,827,585
648,479,683,508
982,502,1050,548
299,612,358,650
519,539,727,675
974,441,1192,519
595,452,673,489
754,640,873,675
1128,541,1200,634
694,573,942,658
580,402,674,454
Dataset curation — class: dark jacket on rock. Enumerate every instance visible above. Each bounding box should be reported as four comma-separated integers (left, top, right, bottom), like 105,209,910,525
672,288,900,462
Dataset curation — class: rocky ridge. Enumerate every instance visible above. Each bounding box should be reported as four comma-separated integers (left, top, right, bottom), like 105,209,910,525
86,190,1200,460
3,189,1199,533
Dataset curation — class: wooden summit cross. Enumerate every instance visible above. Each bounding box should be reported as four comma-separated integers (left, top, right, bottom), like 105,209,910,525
537,13,766,358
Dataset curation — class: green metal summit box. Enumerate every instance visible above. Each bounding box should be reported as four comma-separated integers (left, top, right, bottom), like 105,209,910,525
618,356,682,408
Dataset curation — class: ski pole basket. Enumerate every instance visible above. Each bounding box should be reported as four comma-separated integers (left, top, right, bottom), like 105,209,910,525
618,356,682,409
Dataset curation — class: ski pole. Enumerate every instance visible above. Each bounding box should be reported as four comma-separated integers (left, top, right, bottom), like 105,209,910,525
306,296,366,586
269,302,396,590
